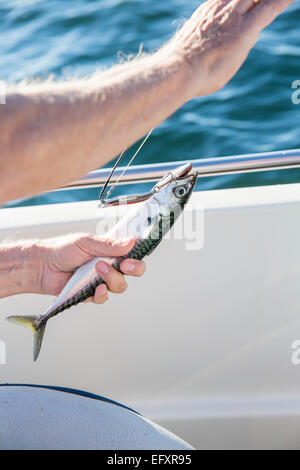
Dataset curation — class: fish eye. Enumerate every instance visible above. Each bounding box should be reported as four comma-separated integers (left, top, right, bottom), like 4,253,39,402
174,186,188,198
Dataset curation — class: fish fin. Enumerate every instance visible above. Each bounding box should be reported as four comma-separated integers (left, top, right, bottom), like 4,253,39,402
6,315,46,361
32,324,46,361
7,315,38,330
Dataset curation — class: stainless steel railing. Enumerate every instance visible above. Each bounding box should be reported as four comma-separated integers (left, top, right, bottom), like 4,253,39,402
63,149,300,190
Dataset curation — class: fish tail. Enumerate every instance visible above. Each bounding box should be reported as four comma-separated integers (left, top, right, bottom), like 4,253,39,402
6,315,46,361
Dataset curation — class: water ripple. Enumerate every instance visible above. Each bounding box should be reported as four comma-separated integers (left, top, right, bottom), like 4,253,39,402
1,0,300,206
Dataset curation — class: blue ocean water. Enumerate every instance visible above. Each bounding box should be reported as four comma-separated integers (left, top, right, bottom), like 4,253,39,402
1,0,300,207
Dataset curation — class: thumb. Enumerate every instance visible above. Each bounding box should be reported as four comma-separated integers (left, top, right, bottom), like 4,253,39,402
75,234,136,258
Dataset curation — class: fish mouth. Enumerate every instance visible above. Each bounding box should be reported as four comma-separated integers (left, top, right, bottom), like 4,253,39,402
173,163,193,180
178,170,198,197
173,164,198,187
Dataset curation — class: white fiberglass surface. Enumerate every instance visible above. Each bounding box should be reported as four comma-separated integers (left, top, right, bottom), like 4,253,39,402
1,185,300,449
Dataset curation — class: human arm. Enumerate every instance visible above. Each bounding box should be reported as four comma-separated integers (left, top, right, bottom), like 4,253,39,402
0,0,293,204
0,235,145,302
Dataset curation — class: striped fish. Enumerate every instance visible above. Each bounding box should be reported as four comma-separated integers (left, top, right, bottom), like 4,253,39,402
7,164,197,360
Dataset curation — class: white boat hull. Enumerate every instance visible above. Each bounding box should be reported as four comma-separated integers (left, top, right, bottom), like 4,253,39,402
1,183,300,449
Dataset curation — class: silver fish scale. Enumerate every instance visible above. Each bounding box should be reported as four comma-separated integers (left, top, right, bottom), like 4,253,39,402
118,211,176,260
38,277,102,325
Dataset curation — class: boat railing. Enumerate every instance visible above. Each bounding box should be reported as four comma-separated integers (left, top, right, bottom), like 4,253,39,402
60,148,300,191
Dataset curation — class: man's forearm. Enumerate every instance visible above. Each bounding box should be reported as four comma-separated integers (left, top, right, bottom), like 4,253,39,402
0,0,293,204
0,50,189,204
0,243,39,298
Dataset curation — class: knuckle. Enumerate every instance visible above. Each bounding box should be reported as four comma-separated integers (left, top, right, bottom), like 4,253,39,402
102,237,127,254
105,268,128,293
101,237,115,249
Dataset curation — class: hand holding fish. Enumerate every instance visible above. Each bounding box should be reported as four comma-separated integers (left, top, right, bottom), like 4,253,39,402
37,234,145,304
0,235,145,302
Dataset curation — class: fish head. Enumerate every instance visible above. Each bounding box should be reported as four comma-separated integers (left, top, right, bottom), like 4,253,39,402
152,164,197,217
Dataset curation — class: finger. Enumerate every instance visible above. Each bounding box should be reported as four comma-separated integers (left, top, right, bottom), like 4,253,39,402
75,234,136,258
96,261,128,294
221,0,255,13
83,284,108,304
92,284,109,305
230,0,260,14
245,0,294,29
230,0,292,15
120,259,146,277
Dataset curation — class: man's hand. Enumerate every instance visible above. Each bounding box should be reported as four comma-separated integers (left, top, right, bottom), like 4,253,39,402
167,0,294,97
0,235,145,302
